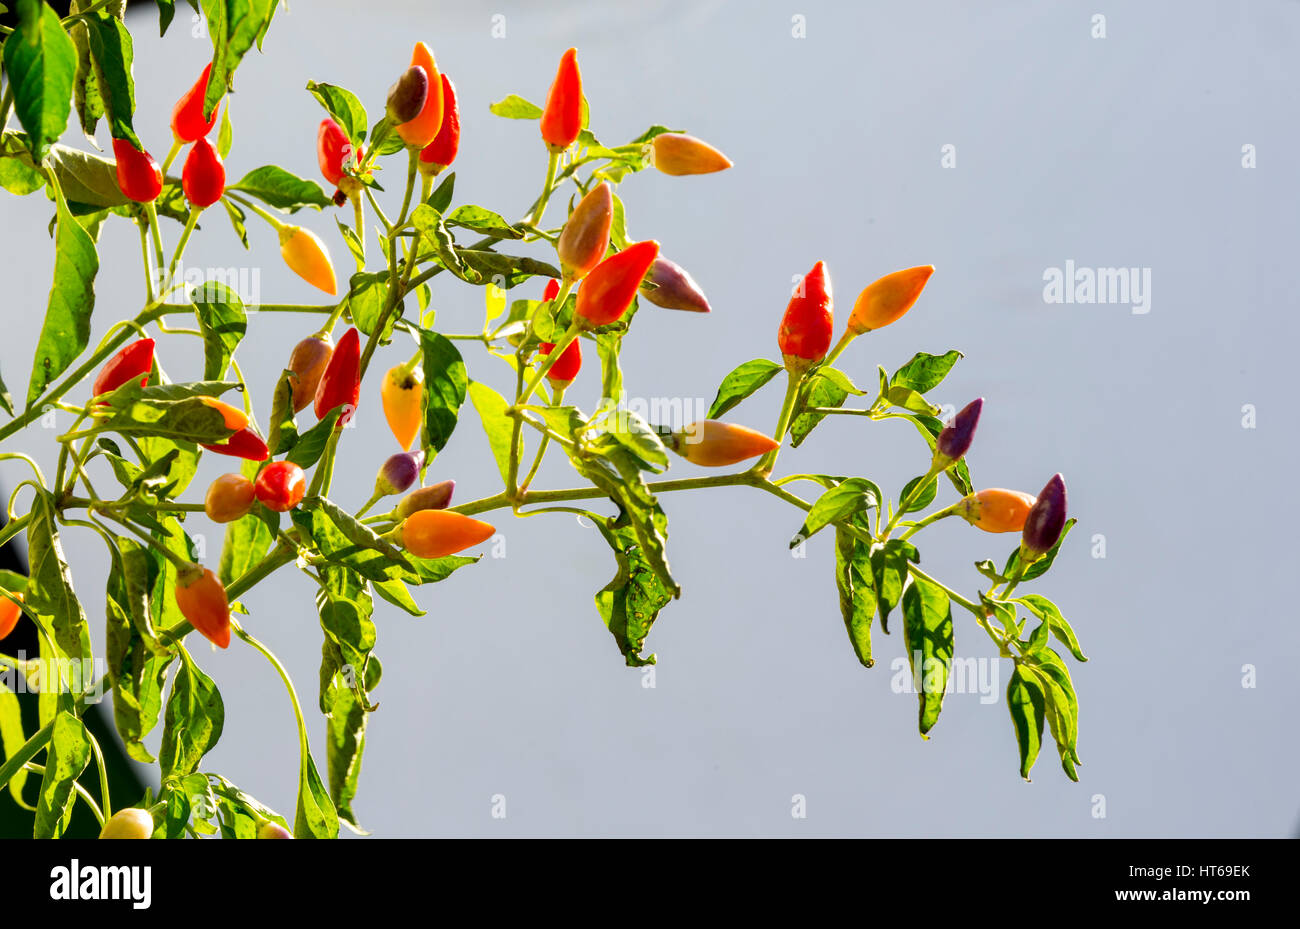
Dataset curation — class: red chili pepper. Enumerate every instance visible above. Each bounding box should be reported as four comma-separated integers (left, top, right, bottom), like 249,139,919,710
201,428,269,461
92,338,155,397
175,564,230,649
181,137,225,209
112,138,163,204
419,74,459,176
0,591,22,642
539,338,582,387
574,240,660,328
777,260,833,372
255,460,307,512
170,63,220,144
314,327,361,426
318,118,362,189
542,278,560,302
540,48,582,152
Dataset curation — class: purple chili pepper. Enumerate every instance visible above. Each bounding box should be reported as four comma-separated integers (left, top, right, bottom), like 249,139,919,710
935,398,983,463
638,256,712,313
375,450,425,497
1021,473,1068,557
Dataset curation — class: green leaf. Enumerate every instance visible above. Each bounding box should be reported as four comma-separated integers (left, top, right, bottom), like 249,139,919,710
579,452,678,599
69,4,103,143
419,329,468,455
1006,666,1046,780
489,94,543,119
707,359,782,419
789,370,849,448
159,656,225,779
0,366,14,416
105,536,171,762
192,280,247,381
95,393,235,444
346,272,396,342
445,204,522,239
82,10,138,147
792,478,879,546
203,0,280,120
0,681,31,806
868,538,917,635
1013,593,1087,661
593,509,675,667
890,350,962,394
285,407,341,469
294,749,339,838
467,380,514,485
1002,518,1076,583
229,164,331,212
305,80,367,147
901,572,954,736
425,170,454,213
3,0,77,160
834,525,876,668
25,492,92,674
25,182,99,406
310,498,412,571
372,578,423,616
898,474,939,514
221,197,248,248
411,203,481,284
885,384,939,415
1021,652,1081,781
602,407,668,473
217,95,233,156
33,712,91,839
266,368,297,455
325,656,378,833
218,459,274,585
458,249,560,289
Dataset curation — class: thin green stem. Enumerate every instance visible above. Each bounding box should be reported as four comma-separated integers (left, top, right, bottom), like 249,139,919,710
395,147,419,229
881,463,942,539
159,139,182,177
234,626,311,760
86,730,112,820
145,201,166,276
0,721,53,793
22,763,105,826
822,329,856,369
752,372,801,477
526,150,561,227
165,207,202,291
900,503,958,541
351,196,366,268
138,220,156,303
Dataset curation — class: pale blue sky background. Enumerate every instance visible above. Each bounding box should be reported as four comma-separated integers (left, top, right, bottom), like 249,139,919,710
3,0,1297,836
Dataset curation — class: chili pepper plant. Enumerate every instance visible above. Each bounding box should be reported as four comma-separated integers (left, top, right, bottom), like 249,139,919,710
0,1,1084,839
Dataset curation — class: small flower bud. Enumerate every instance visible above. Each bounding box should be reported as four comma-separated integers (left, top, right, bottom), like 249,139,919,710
1020,473,1068,559
375,450,426,497
935,398,983,465
386,65,430,125
639,256,711,313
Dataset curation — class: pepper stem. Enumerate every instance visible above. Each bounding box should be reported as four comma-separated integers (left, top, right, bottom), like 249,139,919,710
159,139,182,177
751,372,802,478
823,329,857,368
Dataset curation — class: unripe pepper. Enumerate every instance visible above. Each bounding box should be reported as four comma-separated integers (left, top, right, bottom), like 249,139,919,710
0,591,23,641
170,63,220,144
315,327,361,426
255,460,307,513
539,338,582,387
112,138,163,203
651,133,733,176
934,398,983,466
201,428,269,462
99,808,154,840
198,396,248,432
256,821,293,839
778,260,833,373
181,137,225,209
540,48,582,152
386,65,429,125
278,225,337,295
374,450,425,497
418,74,459,177
380,362,424,450
395,509,494,559
667,420,779,467
956,488,1036,533
574,240,660,328
395,479,455,518
286,333,335,413
639,256,711,313
846,266,934,335
92,338,154,397
318,118,362,189
1021,473,1068,559
556,182,613,282
174,565,230,649
204,473,256,523
393,43,444,148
